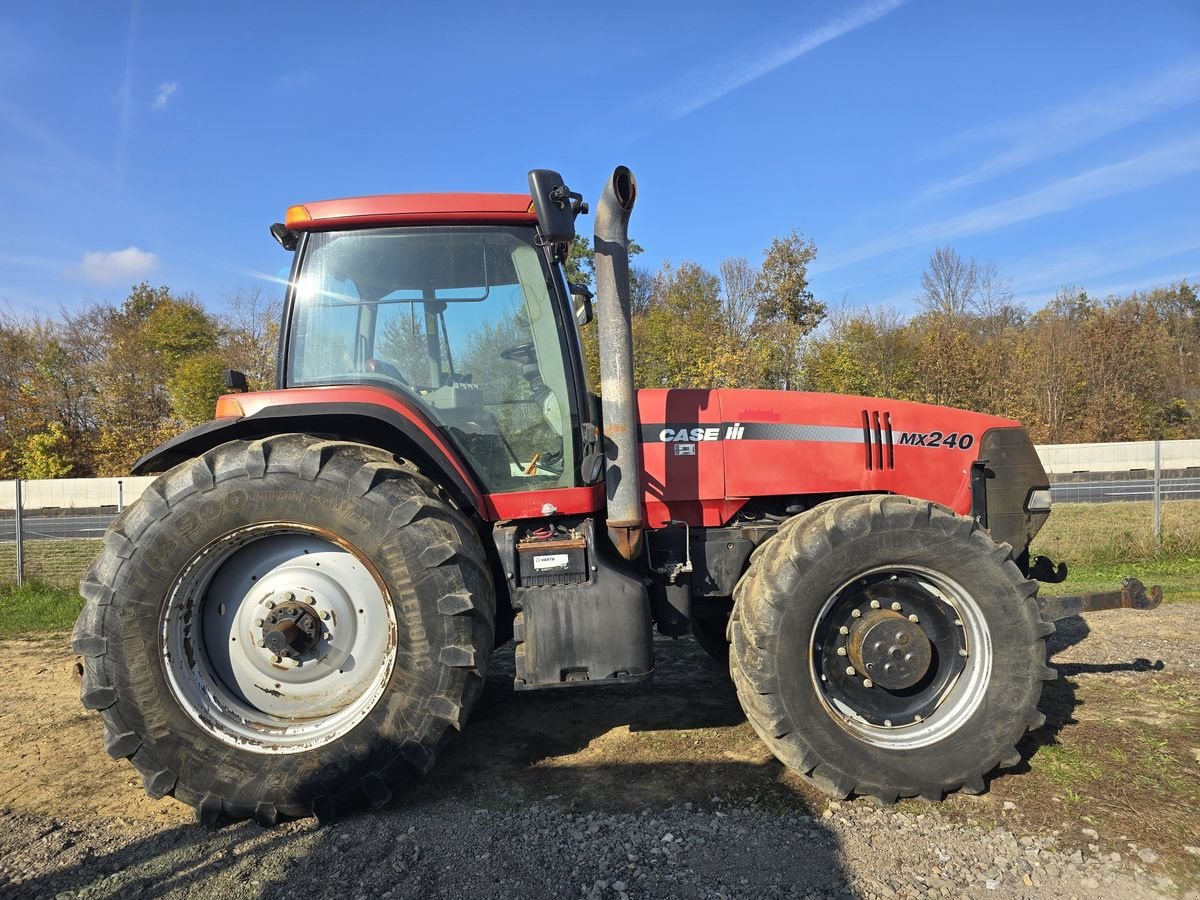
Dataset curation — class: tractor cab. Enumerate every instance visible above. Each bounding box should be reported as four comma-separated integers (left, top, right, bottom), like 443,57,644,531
281,210,589,495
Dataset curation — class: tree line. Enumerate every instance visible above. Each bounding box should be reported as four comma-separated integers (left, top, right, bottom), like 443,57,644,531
1,238,1195,479
0,284,279,478
570,239,1199,445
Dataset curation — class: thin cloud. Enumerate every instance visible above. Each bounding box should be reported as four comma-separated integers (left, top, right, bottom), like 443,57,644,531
151,81,179,111
116,0,140,179
632,0,908,123
0,97,98,173
815,133,1200,274
275,70,315,92
1007,232,1200,296
78,247,158,284
0,252,64,271
920,58,1200,198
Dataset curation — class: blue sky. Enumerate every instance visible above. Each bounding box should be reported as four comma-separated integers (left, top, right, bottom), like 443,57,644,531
1,1,1197,319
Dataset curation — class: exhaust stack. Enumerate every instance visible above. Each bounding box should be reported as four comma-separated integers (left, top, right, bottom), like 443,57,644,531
593,166,642,560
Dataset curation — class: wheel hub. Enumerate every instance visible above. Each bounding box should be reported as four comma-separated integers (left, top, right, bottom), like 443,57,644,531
847,609,932,690
261,598,322,659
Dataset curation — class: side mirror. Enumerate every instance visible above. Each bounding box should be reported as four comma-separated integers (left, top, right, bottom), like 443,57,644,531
569,282,594,325
527,169,578,244
223,369,249,393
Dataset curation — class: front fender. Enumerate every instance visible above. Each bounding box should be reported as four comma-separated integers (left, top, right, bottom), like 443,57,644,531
133,393,487,516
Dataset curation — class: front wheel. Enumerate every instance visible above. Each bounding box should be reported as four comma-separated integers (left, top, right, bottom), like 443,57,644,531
72,434,494,823
729,494,1055,802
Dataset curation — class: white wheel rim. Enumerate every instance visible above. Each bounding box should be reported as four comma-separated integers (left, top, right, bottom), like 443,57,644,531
160,524,397,753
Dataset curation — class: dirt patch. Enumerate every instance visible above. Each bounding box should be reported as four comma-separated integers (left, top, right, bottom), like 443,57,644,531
1,603,1197,896
0,635,190,825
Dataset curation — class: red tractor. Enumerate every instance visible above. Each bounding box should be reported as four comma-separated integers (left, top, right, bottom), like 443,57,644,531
73,167,1158,824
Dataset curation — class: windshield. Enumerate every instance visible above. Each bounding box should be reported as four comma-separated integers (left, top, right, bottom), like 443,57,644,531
287,225,576,493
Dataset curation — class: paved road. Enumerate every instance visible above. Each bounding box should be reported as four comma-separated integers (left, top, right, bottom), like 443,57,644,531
0,513,115,542
1050,476,1200,503
0,477,1194,542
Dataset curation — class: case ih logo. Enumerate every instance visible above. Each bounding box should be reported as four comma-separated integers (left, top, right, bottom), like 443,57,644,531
656,423,745,442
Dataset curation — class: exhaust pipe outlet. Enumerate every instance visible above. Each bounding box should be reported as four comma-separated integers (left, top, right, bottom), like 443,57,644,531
593,166,643,561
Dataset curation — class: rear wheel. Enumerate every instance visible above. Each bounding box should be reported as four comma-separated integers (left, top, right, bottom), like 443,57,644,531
729,494,1055,802
72,434,494,823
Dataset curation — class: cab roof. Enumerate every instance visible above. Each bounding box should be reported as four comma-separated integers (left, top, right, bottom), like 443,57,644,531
285,193,537,231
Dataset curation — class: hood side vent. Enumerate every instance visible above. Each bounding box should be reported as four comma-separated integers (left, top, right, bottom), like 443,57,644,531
863,409,895,471
862,410,874,470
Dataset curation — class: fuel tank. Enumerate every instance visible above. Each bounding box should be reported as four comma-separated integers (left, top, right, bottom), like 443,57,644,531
636,388,1049,554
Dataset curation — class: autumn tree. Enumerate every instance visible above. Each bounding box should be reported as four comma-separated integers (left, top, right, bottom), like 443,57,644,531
752,231,826,389
918,246,979,317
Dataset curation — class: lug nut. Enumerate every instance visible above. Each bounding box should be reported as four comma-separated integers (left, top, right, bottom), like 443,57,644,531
265,600,276,610
256,639,265,648
870,599,881,609
845,666,856,676
908,614,919,623
884,719,892,727
851,609,862,618
305,595,315,604
863,679,873,688
273,655,283,663
839,625,849,635
913,714,923,723
323,632,331,641
254,618,264,627
837,647,847,656
954,618,963,627
320,610,331,621
282,592,295,602
890,601,902,611
959,648,969,657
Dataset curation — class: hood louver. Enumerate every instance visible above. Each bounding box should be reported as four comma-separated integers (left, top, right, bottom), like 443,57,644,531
861,410,895,471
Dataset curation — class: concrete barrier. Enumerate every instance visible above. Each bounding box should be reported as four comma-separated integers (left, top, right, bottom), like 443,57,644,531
0,476,159,514
1035,440,1200,477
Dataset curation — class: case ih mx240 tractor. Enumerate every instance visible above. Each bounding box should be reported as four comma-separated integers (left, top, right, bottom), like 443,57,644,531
73,167,1159,824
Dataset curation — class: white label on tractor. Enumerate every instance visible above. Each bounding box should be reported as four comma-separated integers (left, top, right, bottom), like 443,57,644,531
674,443,697,456
533,553,570,571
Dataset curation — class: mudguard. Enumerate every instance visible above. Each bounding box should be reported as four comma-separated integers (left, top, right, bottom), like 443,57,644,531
132,387,487,516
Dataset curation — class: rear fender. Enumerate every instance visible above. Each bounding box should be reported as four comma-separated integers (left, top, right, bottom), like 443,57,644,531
131,401,487,516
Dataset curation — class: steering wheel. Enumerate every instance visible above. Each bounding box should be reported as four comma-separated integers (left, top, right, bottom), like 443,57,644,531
366,358,409,385
498,341,537,365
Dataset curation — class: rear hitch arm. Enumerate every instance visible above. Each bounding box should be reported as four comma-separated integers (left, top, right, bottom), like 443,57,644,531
1037,577,1163,622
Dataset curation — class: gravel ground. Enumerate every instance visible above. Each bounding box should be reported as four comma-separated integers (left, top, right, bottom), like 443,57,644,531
2,602,1197,899
0,795,1181,899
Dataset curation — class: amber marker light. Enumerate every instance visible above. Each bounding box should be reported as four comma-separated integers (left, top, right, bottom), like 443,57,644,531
284,205,312,228
214,395,246,419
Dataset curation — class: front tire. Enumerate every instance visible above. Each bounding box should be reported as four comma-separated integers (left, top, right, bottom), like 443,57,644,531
729,494,1055,802
72,434,494,823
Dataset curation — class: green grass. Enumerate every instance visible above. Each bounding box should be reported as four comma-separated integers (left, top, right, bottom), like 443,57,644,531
0,583,85,638
0,501,1196,634
1032,500,1200,602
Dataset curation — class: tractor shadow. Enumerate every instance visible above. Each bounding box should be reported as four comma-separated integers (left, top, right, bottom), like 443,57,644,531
424,634,803,813
10,637,855,900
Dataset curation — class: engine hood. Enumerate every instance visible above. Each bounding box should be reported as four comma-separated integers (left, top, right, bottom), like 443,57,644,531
636,388,1045,551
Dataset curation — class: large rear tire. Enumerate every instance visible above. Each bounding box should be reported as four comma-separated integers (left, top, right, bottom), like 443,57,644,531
72,434,494,824
729,494,1055,803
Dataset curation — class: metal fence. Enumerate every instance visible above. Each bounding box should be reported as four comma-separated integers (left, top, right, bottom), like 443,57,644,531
0,477,156,588
1042,439,1200,545
1,440,1197,587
